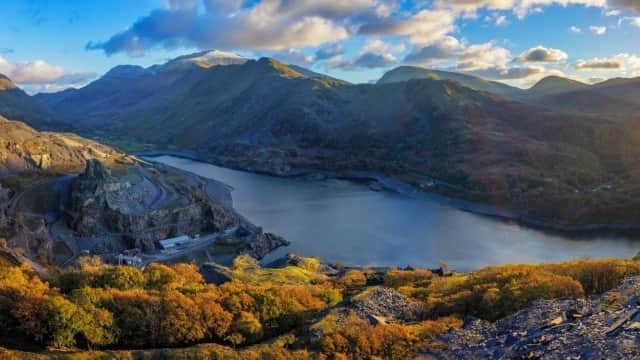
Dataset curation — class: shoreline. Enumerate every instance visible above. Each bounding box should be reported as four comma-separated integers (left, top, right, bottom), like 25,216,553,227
136,150,640,239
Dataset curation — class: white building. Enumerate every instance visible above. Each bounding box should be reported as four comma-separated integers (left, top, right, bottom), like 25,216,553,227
118,254,142,266
159,235,192,250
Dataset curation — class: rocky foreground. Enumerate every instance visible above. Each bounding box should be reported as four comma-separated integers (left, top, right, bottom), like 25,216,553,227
429,276,640,359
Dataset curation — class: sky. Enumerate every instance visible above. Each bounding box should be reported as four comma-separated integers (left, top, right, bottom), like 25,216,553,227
0,0,639,93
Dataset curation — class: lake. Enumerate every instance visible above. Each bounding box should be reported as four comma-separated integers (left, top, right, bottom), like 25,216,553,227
150,155,640,271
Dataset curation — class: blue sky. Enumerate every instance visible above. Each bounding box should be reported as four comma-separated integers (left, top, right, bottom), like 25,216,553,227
1,0,639,93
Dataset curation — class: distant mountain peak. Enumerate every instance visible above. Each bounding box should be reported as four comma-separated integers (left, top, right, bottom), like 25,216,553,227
103,65,149,79
0,74,17,91
528,76,588,96
377,66,523,99
165,49,248,70
254,57,304,78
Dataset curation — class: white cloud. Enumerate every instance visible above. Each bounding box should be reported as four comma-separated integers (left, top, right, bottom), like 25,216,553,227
457,42,512,71
589,25,607,34
605,9,621,16
436,0,607,19
570,25,582,32
0,56,96,89
495,15,508,25
515,46,568,63
632,17,640,27
358,9,456,46
271,48,315,66
89,0,372,55
329,38,400,69
575,54,640,76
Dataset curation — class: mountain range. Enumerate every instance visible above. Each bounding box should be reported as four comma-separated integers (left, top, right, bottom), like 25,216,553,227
3,49,640,228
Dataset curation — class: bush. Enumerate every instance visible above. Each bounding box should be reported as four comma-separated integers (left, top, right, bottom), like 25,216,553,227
424,265,584,320
541,259,640,295
100,267,145,290
338,270,367,291
384,268,433,288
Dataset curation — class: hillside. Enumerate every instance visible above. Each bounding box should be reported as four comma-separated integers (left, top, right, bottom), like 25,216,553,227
31,55,640,229
525,75,588,97
378,67,640,120
377,66,524,99
0,115,132,173
0,74,57,130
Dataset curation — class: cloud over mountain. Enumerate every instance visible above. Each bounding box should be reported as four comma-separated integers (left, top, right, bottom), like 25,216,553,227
515,46,568,63
0,56,95,90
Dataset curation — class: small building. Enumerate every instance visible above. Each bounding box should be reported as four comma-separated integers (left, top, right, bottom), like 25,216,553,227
159,235,192,250
118,254,142,267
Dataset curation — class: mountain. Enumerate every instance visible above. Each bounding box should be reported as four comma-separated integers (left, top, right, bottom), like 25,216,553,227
0,115,132,173
35,51,293,130
156,49,248,71
33,55,640,228
0,74,56,129
526,75,588,97
527,76,640,118
377,66,524,99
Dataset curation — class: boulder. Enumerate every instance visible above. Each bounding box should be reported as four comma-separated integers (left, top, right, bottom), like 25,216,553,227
238,232,290,260
200,262,233,285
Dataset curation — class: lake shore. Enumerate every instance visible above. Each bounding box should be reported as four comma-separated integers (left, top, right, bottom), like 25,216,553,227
137,150,640,239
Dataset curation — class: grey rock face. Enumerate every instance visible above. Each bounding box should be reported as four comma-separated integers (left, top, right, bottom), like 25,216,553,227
237,232,290,260
67,160,238,251
0,184,10,232
199,262,233,285
430,276,640,359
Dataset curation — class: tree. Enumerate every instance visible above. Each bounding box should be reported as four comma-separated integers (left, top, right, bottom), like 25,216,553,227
160,291,205,345
230,311,263,345
100,266,145,290
45,296,89,348
194,292,233,339
144,263,177,290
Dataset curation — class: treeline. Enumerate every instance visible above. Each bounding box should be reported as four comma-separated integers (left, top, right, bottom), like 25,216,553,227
1,254,640,359
0,257,341,350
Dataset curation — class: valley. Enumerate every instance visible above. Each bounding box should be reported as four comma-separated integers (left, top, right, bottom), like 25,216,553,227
22,53,640,234
3,48,640,359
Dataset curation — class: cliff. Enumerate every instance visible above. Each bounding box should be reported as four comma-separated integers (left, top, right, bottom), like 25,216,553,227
67,159,238,250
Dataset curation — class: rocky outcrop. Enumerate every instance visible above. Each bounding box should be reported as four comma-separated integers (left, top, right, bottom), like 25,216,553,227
67,160,238,251
0,184,10,232
9,216,54,263
0,116,132,174
430,276,640,359
200,262,233,285
237,232,290,259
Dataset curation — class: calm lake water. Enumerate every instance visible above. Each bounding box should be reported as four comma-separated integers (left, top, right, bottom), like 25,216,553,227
151,155,640,270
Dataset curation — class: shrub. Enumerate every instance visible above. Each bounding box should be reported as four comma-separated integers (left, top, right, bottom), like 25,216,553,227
384,268,433,288
99,266,145,290
338,270,367,291
423,265,584,320
541,259,640,295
